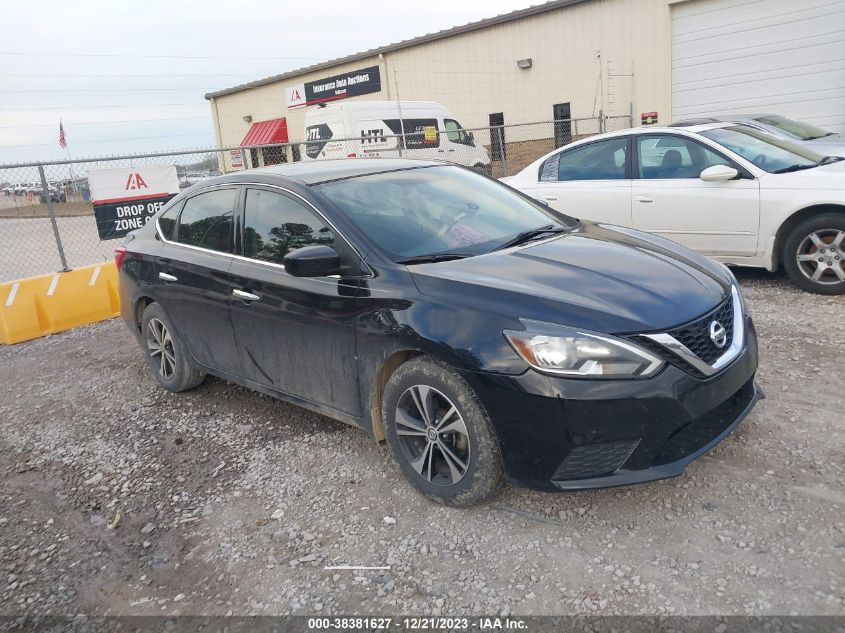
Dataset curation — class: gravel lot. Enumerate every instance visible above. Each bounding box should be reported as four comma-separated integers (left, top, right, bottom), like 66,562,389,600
0,271,843,618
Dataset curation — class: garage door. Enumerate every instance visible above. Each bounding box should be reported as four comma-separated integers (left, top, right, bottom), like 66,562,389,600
671,0,845,134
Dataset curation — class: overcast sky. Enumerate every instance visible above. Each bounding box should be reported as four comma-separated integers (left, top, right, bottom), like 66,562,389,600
0,0,541,165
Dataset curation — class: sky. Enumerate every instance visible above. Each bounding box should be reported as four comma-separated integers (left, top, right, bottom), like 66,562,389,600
0,0,542,165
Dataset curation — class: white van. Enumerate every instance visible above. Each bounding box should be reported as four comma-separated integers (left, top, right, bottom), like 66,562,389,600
303,101,491,172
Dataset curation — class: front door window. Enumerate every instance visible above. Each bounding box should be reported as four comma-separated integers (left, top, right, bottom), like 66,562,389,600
444,119,472,146
637,135,734,179
242,189,334,265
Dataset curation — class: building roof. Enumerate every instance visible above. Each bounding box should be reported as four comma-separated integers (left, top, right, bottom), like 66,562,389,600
204,0,588,100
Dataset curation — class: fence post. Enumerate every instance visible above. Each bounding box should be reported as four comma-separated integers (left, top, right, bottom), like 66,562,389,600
38,164,70,272
497,127,509,178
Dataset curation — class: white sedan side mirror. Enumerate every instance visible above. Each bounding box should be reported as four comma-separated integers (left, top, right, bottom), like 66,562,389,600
700,165,739,182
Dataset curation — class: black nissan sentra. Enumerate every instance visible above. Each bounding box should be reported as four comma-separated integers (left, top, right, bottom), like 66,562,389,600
117,159,761,506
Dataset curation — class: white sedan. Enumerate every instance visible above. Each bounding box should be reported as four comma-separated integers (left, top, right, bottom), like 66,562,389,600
503,123,845,294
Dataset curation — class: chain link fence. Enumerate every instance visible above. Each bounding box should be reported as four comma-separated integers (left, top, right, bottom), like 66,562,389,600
0,114,630,283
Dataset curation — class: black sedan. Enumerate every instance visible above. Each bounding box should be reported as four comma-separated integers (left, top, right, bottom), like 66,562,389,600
117,159,761,506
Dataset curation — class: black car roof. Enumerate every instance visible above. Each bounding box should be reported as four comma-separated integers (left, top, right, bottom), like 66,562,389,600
220,158,443,186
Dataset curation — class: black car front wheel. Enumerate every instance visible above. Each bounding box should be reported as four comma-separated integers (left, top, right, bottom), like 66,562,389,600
383,357,503,506
783,213,845,295
140,302,205,392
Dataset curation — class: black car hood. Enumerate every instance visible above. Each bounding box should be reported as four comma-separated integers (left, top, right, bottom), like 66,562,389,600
410,222,731,334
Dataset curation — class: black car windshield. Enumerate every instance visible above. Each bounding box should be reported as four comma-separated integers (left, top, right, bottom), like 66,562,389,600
700,126,825,173
315,165,574,262
754,115,834,141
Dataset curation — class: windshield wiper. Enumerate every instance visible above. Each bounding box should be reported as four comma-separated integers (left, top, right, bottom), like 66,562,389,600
772,163,818,174
818,155,844,165
397,253,471,265
494,224,568,251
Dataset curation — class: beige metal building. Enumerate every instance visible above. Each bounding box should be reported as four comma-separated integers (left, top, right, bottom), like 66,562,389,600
206,0,845,170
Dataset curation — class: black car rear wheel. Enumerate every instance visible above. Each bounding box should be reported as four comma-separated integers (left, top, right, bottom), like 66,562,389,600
783,213,845,295
140,302,205,392
383,357,503,506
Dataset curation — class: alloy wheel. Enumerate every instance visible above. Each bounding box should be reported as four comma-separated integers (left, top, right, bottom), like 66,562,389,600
146,317,176,380
394,385,471,486
795,229,845,285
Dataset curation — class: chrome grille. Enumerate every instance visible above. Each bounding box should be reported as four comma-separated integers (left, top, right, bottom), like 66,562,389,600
635,287,744,378
664,296,734,365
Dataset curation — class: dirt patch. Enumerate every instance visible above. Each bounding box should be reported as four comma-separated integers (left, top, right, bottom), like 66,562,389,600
0,200,93,219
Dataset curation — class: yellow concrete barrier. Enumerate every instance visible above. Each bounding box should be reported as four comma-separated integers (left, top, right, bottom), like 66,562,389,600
0,262,120,345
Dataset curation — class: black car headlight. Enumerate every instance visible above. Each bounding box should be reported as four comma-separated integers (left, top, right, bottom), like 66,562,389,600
504,319,664,378
718,265,749,316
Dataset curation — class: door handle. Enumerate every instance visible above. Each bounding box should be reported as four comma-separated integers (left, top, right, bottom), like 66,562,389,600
437,149,445,153
158,272,177,282
232,288,260,302
447,148,456,152
543,195,558,201
635,195,654,203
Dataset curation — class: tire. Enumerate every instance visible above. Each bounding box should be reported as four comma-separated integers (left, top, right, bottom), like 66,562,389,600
382,356,504,506
782,212,845,295
140,302,206,392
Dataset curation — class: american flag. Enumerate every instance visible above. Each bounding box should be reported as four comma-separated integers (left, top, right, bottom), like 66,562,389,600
59,122,67,149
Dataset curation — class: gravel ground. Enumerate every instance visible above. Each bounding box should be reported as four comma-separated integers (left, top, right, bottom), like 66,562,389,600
0,270,843,618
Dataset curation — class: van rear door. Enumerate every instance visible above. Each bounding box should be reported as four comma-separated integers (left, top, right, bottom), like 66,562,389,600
304,108,348,160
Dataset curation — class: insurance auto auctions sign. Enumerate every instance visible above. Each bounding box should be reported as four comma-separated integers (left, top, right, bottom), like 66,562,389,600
89,166,179,240
286,65,381,109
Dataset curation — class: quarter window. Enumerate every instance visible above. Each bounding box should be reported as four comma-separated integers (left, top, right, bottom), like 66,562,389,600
158,201,182,240
540,137,628,181
242,189,334,265
176,189,236,252
637,135,733,179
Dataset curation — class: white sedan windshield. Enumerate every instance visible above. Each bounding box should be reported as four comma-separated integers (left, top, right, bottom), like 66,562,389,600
701,126,824,173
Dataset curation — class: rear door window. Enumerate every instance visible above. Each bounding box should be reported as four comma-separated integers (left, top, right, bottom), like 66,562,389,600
175,188,236,253
540,137,628,181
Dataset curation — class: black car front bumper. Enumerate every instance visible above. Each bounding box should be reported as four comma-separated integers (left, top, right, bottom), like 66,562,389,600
463,316,761,491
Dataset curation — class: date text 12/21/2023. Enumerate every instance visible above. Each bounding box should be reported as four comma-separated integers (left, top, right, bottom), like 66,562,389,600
306,617,528,630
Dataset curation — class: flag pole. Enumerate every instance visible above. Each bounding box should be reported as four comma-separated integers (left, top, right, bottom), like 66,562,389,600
60,120,79,200
65,148,78,201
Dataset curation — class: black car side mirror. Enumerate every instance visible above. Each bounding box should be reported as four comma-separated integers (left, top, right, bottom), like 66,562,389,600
284,245,341,277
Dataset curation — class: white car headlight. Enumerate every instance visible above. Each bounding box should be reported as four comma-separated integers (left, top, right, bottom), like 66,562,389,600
504,320,664,379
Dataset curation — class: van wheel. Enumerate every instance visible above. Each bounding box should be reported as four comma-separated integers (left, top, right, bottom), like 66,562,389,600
382,357,504,506
140,302,206,392
472,163,491,176
782,213,845,295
